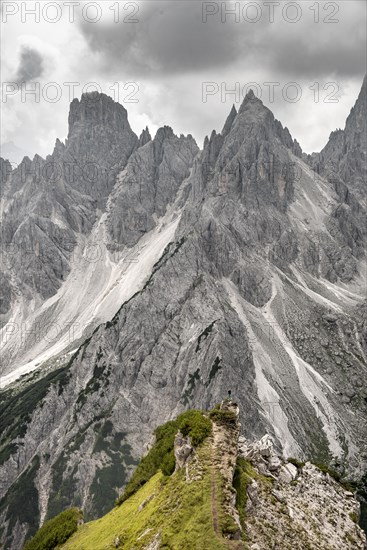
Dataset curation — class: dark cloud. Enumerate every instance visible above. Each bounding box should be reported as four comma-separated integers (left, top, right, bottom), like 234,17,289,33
78,0,366,80
268,39,366,80
79,1,254,76
263,1,367,79
14,46,44,84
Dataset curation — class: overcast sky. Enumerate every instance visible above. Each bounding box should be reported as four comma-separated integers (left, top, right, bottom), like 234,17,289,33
1,0,366,163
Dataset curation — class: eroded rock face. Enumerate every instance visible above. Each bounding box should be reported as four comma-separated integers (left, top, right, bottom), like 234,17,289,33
106,127,199,248
239,435,282,478
278,463,298,484
312,75,367,208
142,532,161,550
239,435,367,550
0,96,198,374
0,92,138,318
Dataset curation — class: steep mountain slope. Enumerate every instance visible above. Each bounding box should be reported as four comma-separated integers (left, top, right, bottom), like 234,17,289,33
1,93,137,310
312,75,366,207
61,406,242,550
0,80,366,549
0,95,198,382
24,406,367,550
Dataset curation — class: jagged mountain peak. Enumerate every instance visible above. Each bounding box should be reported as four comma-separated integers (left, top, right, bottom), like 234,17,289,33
71,90,125,110
238,87,268,115
314,74,366,204
0,78,366,550
138,126,152,147
153,125,198,150
245,87,257,100
52,137,66,155
154,124,175,142
345,73,366,131
221,104,238,137
220,88,299,156
106,120,199,247
356,72,366,102
320,74,366,151
322,75,365,149
18,155,32,168
64,92,138,186
200,86,303,192
32,153,45,163
0,157,13,187
67,92,134,141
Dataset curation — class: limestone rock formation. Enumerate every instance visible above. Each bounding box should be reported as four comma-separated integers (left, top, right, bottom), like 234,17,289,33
238,434,367,549
0,96,198,376
0,92,139,317
312,75,366,207
106,126,199,248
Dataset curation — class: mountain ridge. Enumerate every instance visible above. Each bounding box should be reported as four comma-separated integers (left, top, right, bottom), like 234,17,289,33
23,405,367,550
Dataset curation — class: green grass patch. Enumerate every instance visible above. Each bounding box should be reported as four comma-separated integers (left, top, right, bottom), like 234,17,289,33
233,456,273,533
233,457,253,529
116,410,212,505
62,439,227,550
209,408,237,426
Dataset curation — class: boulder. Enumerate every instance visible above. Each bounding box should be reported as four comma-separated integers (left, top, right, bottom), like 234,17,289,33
278,463,298,483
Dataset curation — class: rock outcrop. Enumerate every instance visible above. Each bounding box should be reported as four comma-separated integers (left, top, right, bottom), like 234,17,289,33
0,92,139,317
238,434,367,549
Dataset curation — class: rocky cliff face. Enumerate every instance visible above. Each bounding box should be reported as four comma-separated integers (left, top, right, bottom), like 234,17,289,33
239,432,366,549
0,79,366,549
0,92,138,318
106,125,198,248
311,74,367,207
0,95,198,380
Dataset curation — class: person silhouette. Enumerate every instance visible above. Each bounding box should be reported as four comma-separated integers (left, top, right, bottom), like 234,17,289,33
228,390,232,402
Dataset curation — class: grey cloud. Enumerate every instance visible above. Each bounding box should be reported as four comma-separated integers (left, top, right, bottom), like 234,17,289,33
79,1,255,76
78,0,366,80
14,46,44,84
268,40,366,80
263,2,366,79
